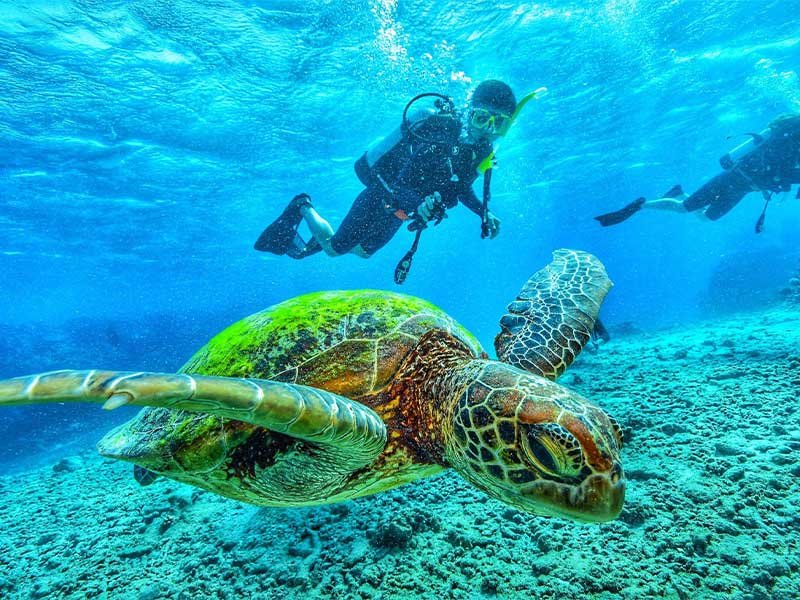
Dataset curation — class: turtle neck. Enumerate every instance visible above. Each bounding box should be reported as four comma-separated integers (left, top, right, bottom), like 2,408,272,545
389,329,484,466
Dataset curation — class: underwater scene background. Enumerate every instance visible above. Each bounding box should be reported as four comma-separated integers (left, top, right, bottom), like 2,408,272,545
1,1,799,598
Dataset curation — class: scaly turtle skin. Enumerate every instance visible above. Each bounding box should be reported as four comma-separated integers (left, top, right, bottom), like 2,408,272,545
0,249,624,522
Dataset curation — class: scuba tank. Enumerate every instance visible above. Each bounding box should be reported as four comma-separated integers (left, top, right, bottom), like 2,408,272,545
718,128,773,234
719,128,771,170
718,120,800,233
354,93,461,190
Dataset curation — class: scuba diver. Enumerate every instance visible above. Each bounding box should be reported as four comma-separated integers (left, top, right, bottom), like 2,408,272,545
595,113,800,233
254,80,530,282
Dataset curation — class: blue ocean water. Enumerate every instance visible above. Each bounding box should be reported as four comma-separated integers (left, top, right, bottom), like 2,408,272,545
1,1,799,597
7,1,794,450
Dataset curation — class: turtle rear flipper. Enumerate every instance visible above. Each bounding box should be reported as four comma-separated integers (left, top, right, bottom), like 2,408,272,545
494,249,612,380
134,465,160,486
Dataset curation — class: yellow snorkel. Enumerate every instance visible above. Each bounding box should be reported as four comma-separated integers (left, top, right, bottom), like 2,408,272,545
477,86,547,238
477,86,547,174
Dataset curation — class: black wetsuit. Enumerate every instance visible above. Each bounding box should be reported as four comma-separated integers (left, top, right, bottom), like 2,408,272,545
684,114,800,220
331,114,493,256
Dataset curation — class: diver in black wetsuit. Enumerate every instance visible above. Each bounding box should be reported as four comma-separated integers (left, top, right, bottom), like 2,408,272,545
595,113,800,230
254,80,517,259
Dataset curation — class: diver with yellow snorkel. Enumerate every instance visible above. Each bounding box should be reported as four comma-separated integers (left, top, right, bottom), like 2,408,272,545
254,80,543,283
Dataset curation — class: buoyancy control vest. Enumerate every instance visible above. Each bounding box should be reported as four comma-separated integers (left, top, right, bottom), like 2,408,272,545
717,113,800,234
719,113,800,192
353,105,492,209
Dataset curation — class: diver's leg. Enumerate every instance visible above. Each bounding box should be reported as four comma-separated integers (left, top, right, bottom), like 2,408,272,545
640,183,692,213
685,170,751,221
640,195,709,221
298,204,338,256
327,189,390,258
642,195,690,213
294,189,377,257
358,212,403,257
701,173,752,221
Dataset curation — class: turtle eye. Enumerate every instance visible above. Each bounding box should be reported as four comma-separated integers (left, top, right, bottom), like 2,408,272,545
520,424,582,477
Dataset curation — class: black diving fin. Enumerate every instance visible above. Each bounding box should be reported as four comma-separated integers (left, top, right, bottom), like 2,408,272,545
595,183,685,227
254,193,312,255
286,237,321,260
594,197,646,227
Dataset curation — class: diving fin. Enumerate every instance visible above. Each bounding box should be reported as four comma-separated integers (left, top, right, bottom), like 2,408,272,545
286,236,322,260
663,184,684,198
254,194,312,255
594,197,646,227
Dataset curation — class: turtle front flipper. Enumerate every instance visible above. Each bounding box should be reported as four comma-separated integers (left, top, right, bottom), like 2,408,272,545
494,249,613,380
0,370,387,473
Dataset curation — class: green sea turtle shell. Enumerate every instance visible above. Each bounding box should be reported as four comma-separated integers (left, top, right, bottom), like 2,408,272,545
99,290,483,480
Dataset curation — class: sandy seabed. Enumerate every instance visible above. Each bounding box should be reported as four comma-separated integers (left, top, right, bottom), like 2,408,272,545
1,307,799,600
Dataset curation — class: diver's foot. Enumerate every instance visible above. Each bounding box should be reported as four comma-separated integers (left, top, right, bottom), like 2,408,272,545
290,193,312,211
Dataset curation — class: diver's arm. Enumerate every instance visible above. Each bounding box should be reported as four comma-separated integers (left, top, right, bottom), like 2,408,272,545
458,186,484,216
456,186,500,237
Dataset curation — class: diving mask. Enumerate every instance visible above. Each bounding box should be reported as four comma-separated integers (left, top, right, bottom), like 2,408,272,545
469,107,512,135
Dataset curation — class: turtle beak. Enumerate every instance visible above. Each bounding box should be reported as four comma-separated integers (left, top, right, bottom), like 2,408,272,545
571,466,625,522
524,464,625,523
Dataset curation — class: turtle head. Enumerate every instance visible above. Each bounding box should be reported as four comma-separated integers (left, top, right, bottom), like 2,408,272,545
446,361,624,523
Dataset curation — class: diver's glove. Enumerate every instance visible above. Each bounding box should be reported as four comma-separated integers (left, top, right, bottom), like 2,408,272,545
415,192,446,224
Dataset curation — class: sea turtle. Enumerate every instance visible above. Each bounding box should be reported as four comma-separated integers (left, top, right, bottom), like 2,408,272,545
0,249,624,522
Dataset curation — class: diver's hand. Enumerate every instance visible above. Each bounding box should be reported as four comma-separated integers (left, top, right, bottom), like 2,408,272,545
416,192,444,223
485,211,501,238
